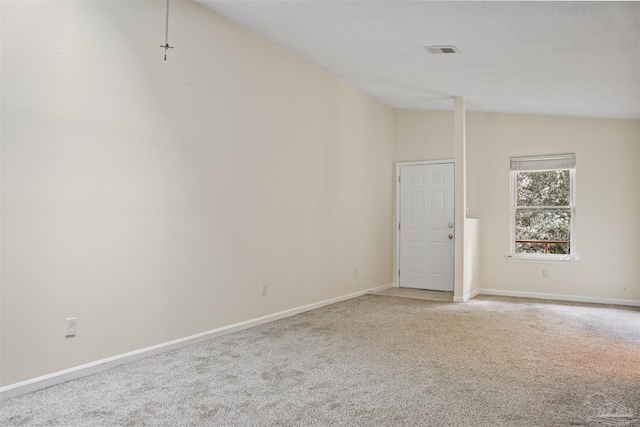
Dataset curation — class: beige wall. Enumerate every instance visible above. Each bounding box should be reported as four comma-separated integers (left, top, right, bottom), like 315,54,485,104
394,109,454,162
1,1,394,386
468,113,639,302
394,109,640,303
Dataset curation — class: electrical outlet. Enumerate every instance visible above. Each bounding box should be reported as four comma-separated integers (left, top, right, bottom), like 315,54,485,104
542,269,549,279
262,284,268,296
65,318,77,337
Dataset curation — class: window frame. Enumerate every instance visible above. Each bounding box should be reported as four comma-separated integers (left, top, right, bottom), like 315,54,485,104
509,166,576,261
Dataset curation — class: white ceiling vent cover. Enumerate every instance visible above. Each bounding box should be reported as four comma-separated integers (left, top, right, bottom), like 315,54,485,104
425,45,459,54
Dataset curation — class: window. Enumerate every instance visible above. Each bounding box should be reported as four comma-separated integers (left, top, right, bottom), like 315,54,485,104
510,154,576,260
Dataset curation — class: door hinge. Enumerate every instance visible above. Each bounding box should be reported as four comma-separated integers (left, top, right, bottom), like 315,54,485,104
398,223,401,230
398,175,401,183
398,270,401,277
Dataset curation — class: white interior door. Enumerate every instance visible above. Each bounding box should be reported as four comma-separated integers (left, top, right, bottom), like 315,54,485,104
398,163,454,291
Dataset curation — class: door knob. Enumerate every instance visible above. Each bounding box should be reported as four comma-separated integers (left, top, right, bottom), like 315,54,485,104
448,234,454,240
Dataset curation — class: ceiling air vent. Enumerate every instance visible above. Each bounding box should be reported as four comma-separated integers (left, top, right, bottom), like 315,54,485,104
425,45,459,54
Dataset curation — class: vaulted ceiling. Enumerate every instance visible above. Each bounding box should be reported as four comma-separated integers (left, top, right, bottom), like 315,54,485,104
195,1,639,120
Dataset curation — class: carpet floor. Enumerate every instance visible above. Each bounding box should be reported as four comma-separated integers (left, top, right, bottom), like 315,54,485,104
1,294,639,426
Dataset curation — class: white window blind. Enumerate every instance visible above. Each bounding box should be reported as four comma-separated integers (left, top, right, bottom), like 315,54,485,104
510,154,576,171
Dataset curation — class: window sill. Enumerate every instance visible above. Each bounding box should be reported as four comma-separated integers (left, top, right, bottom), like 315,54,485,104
506,256,579,264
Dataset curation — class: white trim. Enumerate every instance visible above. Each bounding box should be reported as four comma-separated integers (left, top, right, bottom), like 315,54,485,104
453,288,481,303
397,159,455,167
0,283,393,401
479,289,640,307
395,159,455,290
506,256,579,264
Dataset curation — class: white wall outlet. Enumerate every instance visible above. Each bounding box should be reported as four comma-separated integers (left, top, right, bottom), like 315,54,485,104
542,269,549,279
65,318,77,337
261,284,268,296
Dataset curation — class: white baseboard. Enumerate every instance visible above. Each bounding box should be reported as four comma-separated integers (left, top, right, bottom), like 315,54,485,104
0,283,393,401
453,288,481,303
479,289,640,307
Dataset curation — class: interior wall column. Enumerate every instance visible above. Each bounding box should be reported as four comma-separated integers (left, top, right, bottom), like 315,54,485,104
453,96,467,301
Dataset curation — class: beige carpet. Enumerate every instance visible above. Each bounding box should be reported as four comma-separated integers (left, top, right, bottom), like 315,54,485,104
1,294,638,426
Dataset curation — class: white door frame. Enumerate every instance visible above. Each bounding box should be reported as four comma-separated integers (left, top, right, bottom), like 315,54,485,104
395,159,456,288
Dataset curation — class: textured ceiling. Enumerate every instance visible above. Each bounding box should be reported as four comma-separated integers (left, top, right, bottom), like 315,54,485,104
195,1,640,120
